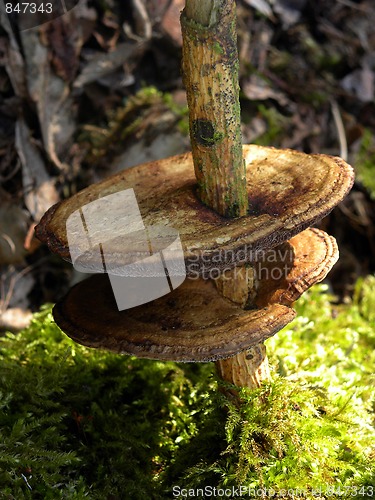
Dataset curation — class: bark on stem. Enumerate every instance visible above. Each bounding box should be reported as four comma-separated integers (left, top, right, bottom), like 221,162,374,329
182,0,270,391
184,0,222,27
216,345,270,388
181,0,248,217
215,265,270,392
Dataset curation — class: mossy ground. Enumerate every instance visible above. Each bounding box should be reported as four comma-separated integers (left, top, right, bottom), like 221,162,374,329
355,130,375,199
0,278,374,499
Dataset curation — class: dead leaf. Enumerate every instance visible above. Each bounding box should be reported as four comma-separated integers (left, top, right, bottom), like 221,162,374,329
16,118,59,222
16,0,80,31
74,0,98,45
0,307,33,331
0,8,27,98
243,0,274,20
271,0,307,28
341,64,374,103
131,0,152,40
20,26,77,169
73,42,146,89
0,266,34,331
242,117,267,143
108,107,189,176
0,202,28,265
40,15,81,83
242,75,290,106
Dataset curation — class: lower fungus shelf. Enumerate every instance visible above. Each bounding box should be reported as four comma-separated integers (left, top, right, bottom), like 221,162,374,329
52,228,337,363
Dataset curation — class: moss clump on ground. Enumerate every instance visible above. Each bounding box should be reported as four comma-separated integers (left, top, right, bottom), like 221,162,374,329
79,86,189,169
0,277,374,499
355,129,375,199
253,104,289,147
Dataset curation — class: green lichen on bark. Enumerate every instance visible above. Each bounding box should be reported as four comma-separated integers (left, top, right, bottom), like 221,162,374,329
213,41,224,55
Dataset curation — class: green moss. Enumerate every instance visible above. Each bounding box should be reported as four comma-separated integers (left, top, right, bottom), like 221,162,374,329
353,275,375,323
254,104,289,147
355,129,375,199
0,307,213,498
212,41,224,55
0,278,374,497
80,85,190,166
79,86,164,165
162,91,189,136
181,14,210,38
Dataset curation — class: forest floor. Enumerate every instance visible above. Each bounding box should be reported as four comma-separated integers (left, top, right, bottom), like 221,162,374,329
0,0,375,330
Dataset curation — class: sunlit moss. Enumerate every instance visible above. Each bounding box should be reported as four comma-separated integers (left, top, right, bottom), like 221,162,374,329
355,129,375,199
0,278,374,498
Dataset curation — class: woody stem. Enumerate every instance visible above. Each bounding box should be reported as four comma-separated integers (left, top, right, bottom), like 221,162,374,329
182,0,270,391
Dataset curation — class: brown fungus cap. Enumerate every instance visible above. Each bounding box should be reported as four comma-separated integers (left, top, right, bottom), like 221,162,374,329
36,145,354,277
53,276,295,362
253,227,339,308
53,228,337,362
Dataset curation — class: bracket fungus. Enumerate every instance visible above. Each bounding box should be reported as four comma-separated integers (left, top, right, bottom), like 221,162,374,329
35,0,354,392
51,228,338,363
35,149,352,380
36,145,351,278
